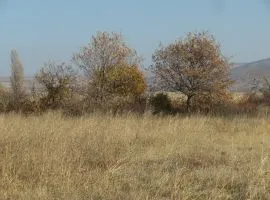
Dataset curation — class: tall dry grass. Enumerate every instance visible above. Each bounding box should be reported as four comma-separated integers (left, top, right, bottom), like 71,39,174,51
0,112,270,199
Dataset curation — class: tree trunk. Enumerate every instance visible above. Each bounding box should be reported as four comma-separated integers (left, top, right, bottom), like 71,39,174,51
186,95,193,113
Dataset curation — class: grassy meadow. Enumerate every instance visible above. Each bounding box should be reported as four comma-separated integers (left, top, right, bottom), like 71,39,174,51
0,112,270,199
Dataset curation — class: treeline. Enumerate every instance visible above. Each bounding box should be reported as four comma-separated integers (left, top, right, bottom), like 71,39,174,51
0,31,269,116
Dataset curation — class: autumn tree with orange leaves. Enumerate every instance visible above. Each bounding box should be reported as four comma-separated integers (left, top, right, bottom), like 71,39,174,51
73,32,145,105
151,32,233,112
106,63,146,98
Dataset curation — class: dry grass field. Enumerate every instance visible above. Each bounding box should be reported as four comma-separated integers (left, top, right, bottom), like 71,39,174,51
1,112,270,199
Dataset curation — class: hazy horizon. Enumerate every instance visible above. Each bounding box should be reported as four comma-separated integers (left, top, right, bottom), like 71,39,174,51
1,0,270,76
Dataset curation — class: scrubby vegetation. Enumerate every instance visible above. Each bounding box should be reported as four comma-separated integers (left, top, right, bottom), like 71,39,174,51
1,31,269,116
0,32,148,115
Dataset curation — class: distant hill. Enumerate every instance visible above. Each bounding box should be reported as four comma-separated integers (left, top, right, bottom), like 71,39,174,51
231,58,270,92
0,77,34,90
231,62,246,69
1,58,270,93
147,59,270,92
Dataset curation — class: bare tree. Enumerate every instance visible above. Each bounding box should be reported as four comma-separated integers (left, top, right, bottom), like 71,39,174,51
151,32,233,112
73,31,141,104
10,49,25,106
35,61,77,109
250,74,270,95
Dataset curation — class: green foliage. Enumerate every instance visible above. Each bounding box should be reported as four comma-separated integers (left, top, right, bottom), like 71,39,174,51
149,93,172,114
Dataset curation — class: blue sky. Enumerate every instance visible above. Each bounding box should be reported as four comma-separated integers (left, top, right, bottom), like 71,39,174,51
1,0,270,76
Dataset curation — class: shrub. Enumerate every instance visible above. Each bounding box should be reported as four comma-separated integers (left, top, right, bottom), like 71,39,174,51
20,98,42,115
149,93,172,114
61,95,87,117
190,92,233,113
106,64,147,98
35,61,77,110
104,95,148,115
79,62,147,113
0,84,9,113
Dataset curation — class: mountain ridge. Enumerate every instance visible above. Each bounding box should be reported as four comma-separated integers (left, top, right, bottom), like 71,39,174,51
231,58,270,91
1,58,270,92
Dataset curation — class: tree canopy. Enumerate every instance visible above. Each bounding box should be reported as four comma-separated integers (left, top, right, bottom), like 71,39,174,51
151,32,233,112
